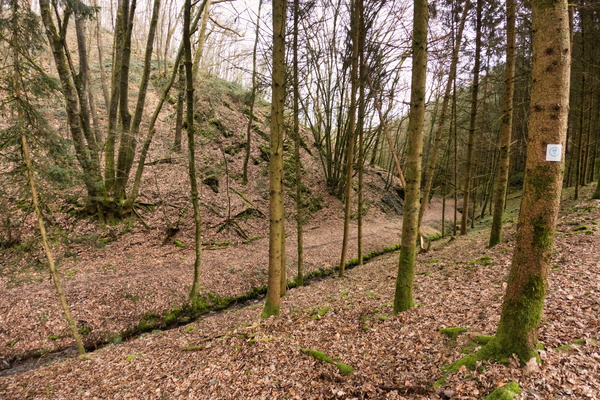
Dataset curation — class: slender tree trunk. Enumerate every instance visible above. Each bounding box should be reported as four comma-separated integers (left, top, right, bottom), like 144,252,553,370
338,0,360,278
126,1,207,206
418,1,470,230
38,0,105,207
22,137,86,354
191,0,211,85
292,0,304,286
173,64,185,152
356,9,366,266
105,0,128,192
262,0,286,318
115,0,161,202
490,0,517,247
394,0,427,313
242,0,262,185
94,0,110,112
183,0,203,301
461,0,482,235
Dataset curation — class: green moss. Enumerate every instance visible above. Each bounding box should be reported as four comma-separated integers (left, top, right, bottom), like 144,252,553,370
261,298,280,318
494,275,546,363
394,245,416,313
335,362,354,375
441,327,469,340
301,349,353,375
433,378,447,388
532,215,553,249
475,335,494,345
173,239,185,248
469,255,494,266
312,306,331,320
555,344,571,351
573,339,586,345
484,381,521,400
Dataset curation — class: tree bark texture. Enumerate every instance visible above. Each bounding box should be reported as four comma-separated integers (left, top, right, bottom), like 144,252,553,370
493,0,571,363
262,0,286,317
394,0,427,313
183,0,203,300
489,0,517,247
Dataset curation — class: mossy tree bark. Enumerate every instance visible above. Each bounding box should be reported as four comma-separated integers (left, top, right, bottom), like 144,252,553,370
338,0,360,278
489,0,517,247
262,0,286,318
183,0,203,301
394,0,428,313
38,0,106,209
477,0,571,365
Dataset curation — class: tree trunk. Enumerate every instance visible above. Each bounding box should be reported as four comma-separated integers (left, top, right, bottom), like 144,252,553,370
338,0,361,278
292,0,304,286
487,0,571,364
174,64,185,153
418,1,470,230
22,136,86,354
394,0,427,313
94,0,110,112
191,0,211,85
126,1,207,207
38,0,105,207
262,0,286,318
115,0,161,201
242,0,262,185
460,0,482,235
183,0,203,301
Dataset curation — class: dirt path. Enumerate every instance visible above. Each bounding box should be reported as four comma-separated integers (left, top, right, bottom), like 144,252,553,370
0,199,449,371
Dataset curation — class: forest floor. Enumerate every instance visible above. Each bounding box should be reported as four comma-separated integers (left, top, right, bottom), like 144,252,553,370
0,185,599,399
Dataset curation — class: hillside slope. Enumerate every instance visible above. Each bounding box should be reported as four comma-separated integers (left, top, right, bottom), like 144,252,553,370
0,187,598,398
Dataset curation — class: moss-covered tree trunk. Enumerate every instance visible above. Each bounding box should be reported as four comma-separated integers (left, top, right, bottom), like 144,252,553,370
38,0,105,208
262,0,286,318
394,0,428,313
492,0,571,363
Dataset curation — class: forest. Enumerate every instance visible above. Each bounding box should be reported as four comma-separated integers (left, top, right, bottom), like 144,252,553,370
0,0,599,398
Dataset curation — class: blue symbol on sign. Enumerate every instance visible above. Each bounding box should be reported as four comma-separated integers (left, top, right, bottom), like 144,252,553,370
549,146,559,157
